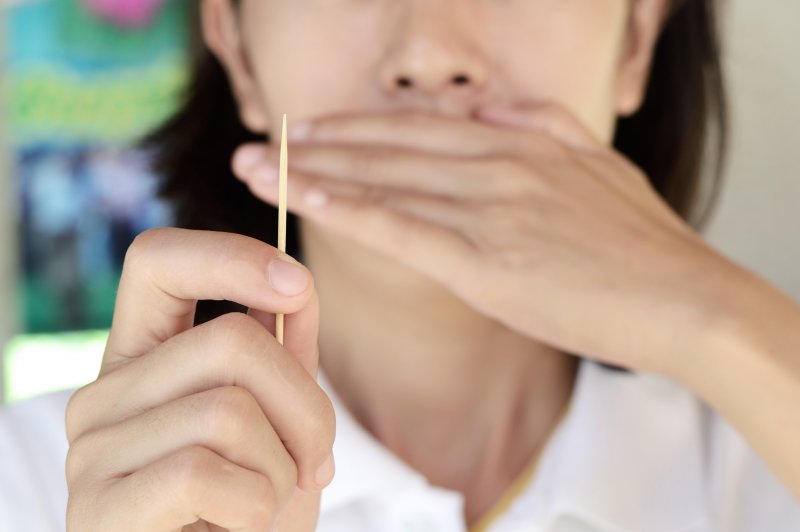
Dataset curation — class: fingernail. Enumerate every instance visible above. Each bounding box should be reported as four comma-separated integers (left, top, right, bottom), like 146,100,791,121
254,164,279,183
315,454,335,488
268,257,309,296
235,144,265,171
278,252,302,265
289,121,313,142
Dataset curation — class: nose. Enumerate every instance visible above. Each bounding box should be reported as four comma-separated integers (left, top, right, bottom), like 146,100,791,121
378,2,488,110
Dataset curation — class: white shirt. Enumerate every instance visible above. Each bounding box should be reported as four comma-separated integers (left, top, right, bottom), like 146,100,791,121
2,360,799,531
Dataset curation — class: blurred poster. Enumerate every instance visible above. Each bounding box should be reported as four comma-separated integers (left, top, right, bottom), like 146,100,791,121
8,0,189,332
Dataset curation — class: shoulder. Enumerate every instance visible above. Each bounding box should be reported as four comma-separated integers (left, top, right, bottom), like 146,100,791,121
603,365,800,532
607,365,800,532
497,362,800,532
0,389,75,532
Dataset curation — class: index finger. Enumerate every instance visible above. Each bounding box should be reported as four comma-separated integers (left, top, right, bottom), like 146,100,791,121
104,228,314,373
281,110,556,158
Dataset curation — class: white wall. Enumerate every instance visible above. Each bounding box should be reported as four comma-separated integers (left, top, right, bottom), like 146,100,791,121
703,1,800,303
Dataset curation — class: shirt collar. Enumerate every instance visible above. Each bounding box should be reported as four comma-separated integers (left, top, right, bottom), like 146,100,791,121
317,369,432,512
318,361,713,532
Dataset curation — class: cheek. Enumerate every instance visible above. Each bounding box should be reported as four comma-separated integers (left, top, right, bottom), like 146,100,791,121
491,4,628,143
242,3,379,127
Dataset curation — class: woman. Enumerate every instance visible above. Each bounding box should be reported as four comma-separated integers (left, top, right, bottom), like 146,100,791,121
3,0,798,530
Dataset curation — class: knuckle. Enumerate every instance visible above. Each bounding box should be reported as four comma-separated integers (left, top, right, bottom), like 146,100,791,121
201,386,260,445
481,156,536,195
519,128,572,159
282,391,335,471
350,148,385,178
211,312,265,345
486,202,527,233
206,312,270,370
66,490,97,532
64,390,86,444
65,435,92,487
271,458,299,505
65,382,99,443
302,393,337,457
249,476,280,527
166,446,218,505
359,185,389,206
392,215,432,249
65,425,111,487
486,156,526,178
125,227,169,264
122,227,180,284
209,233,272,281
165,446,281,528
480,201,513,225
495,246,549,273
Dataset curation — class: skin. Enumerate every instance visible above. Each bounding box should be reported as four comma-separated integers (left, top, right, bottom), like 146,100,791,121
217,0,671,522
65,0,800,531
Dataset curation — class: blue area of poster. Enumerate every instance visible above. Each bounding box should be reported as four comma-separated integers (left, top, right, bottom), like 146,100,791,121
8,0,190,332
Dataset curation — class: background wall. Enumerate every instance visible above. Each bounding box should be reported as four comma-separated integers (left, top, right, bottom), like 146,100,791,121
1,3,15,402
703,0,800,303
1,0,185,404
7,0,183,335
0,0,798,403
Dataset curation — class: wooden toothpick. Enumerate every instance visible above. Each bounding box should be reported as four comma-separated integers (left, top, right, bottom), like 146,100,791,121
276,114,288,346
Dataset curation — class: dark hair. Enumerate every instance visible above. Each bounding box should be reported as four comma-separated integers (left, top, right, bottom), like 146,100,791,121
142,1,728,350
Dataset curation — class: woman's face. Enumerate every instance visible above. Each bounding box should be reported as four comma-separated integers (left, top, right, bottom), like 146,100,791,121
204,0,669,143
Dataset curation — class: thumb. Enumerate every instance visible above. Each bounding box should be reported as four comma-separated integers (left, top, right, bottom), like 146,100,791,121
476,101,604,152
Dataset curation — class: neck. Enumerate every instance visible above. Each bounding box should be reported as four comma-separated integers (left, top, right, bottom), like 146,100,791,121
300,221,578,522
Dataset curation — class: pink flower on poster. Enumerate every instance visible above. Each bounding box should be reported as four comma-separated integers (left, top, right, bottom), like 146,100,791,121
83,0,168,29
